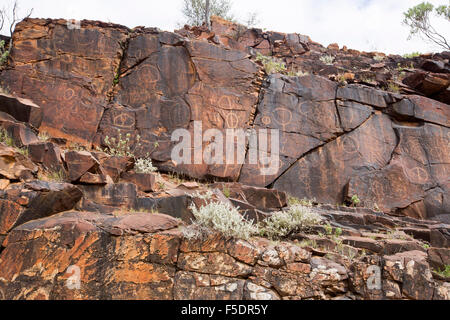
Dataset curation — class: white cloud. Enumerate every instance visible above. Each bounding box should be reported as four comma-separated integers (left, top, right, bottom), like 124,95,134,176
0,0,449,54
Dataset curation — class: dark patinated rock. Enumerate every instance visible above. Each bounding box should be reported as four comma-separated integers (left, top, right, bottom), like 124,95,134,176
0,93,43,129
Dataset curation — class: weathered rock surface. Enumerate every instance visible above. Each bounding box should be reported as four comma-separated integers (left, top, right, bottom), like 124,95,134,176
1,18,449,219
0,17,448,301
0,210,448,300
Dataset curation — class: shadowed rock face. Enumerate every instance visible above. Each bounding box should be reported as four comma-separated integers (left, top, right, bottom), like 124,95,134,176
0,18,449,220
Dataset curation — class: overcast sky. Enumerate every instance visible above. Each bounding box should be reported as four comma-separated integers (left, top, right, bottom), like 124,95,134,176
1,0,449,54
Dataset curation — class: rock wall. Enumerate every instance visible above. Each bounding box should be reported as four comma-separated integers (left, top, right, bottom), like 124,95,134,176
0,210,448,300
0,18,449,221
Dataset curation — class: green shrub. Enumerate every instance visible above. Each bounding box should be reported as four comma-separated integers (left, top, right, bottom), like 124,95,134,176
38,169,67,182
260,205,323,239
0,129,14,147
189,201,259,240
255,52,287,75
403,52,421,59
0,40,9,68
351,195,361,207
100,131,136,157
134,158,157,174
38,131,51,142
222,186,231,198
320,54,335,65
288,196,315,207
434,265,450,278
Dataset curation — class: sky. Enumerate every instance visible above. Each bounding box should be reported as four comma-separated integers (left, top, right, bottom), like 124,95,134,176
0,0,449,54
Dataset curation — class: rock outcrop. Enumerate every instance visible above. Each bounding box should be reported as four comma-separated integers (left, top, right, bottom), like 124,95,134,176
1,18,448,220
0,16,448,300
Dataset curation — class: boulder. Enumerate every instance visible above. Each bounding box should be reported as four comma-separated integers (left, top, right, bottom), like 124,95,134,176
0,180,82,233
0,93,43,128
121,172,156,193
64,151,100,182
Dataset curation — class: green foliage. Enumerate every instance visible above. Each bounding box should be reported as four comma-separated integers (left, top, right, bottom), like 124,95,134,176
156,181,166,190
0,40,10,68
288,196,314,207
0,128,29,157
188,201,259,240
222,185,231,198
403,51,422,58
38,169,67,183
38,131,51,142
324,223,333,236
259,205,323,240
434,265,450,278
16,147,28,157
134,158,157,174
113,72,120,86
182,0,234,26
403,2,449,50
255,52,287,75
320,54,335,65
387,82,401,94
351,195,361,207
0,129,14,147
287,70,310,77
99,131,137,157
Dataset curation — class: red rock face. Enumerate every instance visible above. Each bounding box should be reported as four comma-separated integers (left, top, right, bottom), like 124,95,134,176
1,210,448,300
0,18,449,220
0,19,129,145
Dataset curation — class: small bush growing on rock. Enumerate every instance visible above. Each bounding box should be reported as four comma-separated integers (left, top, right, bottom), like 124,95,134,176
38,169,67,183
189,201,259,240
373,55,385,62
320,54,335,65
434,265,450,278
260,205,323,239
288,195,315,207
403,52,421,59
222,186,231,198
0,129,14,147
351,195,361,207
255,52,287,75
134,158,157,174
38,131,50,142
0,40,9,68
182,222,212,240
101,131,136,157
287,70,310,77
387,82,401,93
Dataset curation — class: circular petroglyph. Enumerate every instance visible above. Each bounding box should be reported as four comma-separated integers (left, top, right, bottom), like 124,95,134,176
113,113,135,129
162,100,191,129
218,96,233,110
226,112,239,129
341,135,360,155
297,100,311,117
405,166,429,185
261,115,272,126
140,64,161,84
273,108,292,126
64,88,75,101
